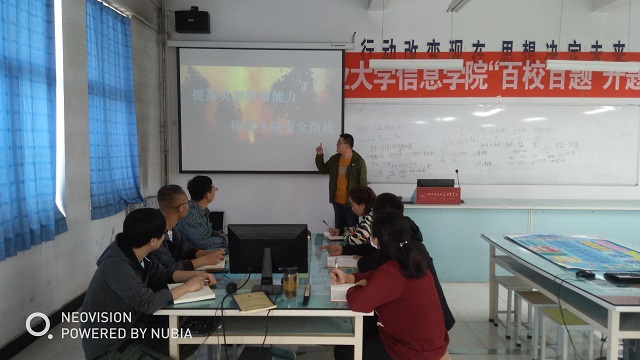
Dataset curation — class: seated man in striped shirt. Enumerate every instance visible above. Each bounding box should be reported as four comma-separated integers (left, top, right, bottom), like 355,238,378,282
175,175,228,251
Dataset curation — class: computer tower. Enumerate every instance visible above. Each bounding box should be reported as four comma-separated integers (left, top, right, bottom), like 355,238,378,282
208,211,224,232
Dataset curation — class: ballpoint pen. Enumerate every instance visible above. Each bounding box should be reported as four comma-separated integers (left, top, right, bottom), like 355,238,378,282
322,220,332,230
335,257,338,269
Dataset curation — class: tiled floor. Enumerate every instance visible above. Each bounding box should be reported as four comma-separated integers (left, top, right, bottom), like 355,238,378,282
12,283,606,360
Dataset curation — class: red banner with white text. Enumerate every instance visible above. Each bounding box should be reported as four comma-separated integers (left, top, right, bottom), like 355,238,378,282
344,52,640,98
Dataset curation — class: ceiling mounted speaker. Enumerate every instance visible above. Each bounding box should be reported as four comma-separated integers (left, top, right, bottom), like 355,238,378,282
175,6,210,34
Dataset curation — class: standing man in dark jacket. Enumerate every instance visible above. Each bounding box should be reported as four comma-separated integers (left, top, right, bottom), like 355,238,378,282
315,133,368,232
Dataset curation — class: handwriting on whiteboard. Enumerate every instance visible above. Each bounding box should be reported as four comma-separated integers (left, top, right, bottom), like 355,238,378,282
346,103,639,185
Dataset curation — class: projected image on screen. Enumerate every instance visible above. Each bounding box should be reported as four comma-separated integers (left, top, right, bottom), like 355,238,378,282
178,48,344,172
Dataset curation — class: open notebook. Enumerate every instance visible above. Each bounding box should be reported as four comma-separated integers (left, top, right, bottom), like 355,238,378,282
327,255,358,268
324,232,343,241
330,283,356,302
196,259,226,272
168,283,216,304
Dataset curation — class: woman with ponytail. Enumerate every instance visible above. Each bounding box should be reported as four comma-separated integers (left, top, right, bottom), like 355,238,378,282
330,209,450,360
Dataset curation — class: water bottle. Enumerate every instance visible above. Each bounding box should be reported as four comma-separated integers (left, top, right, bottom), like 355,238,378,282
283,267,298,300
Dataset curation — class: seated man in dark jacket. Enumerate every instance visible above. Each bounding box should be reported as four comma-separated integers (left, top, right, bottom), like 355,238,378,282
149,184,225,271
82,208,215,360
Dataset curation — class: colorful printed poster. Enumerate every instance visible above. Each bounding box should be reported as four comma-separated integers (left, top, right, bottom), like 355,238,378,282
506,234,640,271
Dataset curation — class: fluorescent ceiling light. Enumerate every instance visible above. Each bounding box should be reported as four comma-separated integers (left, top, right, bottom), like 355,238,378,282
369,59,464,70
546,60,640,73
522,117,546,122
447,0,472,12
584,106,615,115
473,108,503,117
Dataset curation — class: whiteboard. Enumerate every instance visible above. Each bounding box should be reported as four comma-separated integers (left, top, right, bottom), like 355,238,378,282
345,103,640,185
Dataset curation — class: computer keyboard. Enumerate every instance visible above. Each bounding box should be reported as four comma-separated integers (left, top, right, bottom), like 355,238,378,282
603,272,640,284
180,316,217,335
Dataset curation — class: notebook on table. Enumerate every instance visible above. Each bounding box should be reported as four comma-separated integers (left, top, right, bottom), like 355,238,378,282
324,232,343,241
168,283,216,304
232,291,277,313
327,255,358,268
196,259,226,272
330,283,356,302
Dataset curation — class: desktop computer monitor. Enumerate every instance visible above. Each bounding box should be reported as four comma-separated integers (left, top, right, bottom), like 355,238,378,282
228,224,308,294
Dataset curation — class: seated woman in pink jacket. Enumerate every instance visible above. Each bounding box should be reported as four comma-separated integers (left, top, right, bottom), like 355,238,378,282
330,209,451,360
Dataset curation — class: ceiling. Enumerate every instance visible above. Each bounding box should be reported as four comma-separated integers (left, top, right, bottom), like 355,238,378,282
367,0,626,12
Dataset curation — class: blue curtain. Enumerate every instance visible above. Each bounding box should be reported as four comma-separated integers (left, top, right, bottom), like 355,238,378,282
86,0,143,220
0,0,67,261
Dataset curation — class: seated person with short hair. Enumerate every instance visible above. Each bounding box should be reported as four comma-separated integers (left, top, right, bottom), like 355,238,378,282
82,208,215,360
175,175,228,250
321,191,403,262
324,185,377,245
150,184,225,270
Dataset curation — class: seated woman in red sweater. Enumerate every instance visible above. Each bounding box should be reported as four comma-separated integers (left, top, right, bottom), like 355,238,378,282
330,209,451,360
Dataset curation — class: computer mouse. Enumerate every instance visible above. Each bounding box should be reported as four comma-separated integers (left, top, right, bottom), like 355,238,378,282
575,270,596,279
225,281,238,294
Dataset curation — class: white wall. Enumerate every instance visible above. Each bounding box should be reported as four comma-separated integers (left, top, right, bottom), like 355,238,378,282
0,0,163,348
163,0,640,237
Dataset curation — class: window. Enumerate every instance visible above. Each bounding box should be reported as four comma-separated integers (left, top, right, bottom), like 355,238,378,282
0,0,67,260
86,0,143,220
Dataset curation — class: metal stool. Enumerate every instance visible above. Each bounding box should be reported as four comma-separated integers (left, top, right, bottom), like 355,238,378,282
514,290,557,358
494,276,534,339
539,307,594,360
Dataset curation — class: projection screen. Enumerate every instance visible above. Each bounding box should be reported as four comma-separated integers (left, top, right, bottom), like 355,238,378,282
178,48,344,173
